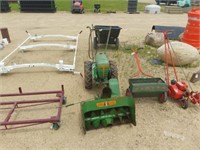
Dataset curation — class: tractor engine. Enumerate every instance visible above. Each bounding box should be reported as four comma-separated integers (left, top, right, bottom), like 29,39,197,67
168,80,188,100
94,53,110,82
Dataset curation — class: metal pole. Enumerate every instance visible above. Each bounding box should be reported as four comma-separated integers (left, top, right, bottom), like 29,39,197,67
73,31,82,69
105,26,112,51
0,36,31,63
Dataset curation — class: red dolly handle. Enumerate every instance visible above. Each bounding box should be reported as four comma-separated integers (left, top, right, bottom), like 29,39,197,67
131,50,153,78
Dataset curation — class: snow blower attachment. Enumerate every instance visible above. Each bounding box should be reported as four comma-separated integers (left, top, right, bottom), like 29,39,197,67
81,25,136,133
81,96,136,133
82,53,136,132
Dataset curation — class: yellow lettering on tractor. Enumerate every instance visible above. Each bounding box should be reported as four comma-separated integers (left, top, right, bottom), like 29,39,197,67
96,100,116,107
98,65,109,78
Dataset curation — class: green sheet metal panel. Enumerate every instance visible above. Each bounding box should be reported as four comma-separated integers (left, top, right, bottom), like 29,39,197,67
81,96,136,132
109,78,120,97
95,53,109,80
129,78,168,97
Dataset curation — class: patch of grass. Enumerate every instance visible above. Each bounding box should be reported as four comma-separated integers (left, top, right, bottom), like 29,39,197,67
137,2,150,12
56,0,150,12
8,1,151,12
84,0,127,12
180,60,200,68
120,43,158,59
55,0,69,11
9,2,19,11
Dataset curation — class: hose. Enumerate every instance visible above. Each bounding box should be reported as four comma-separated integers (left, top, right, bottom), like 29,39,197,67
86,25,97,61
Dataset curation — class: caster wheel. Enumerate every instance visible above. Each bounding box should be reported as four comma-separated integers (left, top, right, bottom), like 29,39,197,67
180,98,188,109
158,92,167,103
93,37,98,49
51,123,60,130
62,96,67,105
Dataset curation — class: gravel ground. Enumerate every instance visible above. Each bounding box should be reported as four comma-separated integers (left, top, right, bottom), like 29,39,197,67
0,11,200,150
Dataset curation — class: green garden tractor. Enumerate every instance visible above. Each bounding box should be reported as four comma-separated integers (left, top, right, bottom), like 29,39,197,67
84,53,120,97
80,25,136,133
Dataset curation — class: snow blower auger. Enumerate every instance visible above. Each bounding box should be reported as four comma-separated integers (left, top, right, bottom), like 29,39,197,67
81,96,136,133
162,31,200,109
80,25,136,133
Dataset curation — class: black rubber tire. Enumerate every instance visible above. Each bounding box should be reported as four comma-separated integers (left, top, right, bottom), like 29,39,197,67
115,38,119,49
93,37,98,49
126,88,132,96
52,123,60,130
94,8,100,13
84,61,93,89
62,96,67,105
109,60,118,79
80,9,84,14
158,92,167,103
180,98,188,109
94,8,98,13
166,2,170,6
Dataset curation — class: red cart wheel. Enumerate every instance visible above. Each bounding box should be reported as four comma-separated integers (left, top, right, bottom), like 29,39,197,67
180,98,188,109
51,123,60,130
158,92,167,103
126,88,132,96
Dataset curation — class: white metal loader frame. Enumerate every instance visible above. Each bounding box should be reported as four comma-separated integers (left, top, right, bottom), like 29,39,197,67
0,31,82,75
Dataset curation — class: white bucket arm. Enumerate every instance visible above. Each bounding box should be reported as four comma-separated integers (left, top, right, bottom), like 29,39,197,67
0,31,82,75
30,35,78,41
20,44,77,50
0,61,75,74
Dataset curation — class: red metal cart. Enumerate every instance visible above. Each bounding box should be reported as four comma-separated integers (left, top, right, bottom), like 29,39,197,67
0,85,66,130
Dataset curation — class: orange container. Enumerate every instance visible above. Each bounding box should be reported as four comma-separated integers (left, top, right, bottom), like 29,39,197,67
181,8,200,50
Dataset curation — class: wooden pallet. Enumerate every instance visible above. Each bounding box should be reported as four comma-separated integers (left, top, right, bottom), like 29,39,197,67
164,6,183,14
182,6,192,13
191,0,200,6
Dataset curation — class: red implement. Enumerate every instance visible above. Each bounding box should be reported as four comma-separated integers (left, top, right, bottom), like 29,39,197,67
190,92,200,104
131,50,153,78
161,31,200,109
0,85,66,130
168,81,188,100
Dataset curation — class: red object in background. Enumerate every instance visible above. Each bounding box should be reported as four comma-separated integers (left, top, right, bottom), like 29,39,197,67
74,2,81,6
176,81,188,91
181,8,200,50
161,31,200,108
190,92,200,104
0,28,11,43
74,2,84,10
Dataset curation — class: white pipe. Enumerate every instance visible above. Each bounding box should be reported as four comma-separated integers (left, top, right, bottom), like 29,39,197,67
30,35,77,41
0,36,31,63
20,44,76,50
0,32,81,74
73,31,82,68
